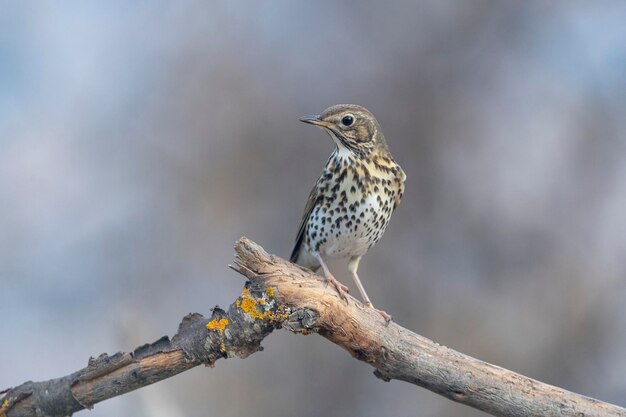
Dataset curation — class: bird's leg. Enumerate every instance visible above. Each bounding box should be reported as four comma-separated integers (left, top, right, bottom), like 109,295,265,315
348,256,392,323
314,252,349,304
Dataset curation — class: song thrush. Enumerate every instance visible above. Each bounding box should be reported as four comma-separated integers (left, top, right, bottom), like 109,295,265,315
290,104,406,321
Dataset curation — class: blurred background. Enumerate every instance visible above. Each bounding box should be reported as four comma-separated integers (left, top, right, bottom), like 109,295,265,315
1,1,626,416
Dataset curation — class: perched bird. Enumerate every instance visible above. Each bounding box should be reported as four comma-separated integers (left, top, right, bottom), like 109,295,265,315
290,104,406,321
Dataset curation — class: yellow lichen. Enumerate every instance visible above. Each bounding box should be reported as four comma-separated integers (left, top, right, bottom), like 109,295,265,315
237,290,261,318
207,318,229,353
235,286,287,322
206,318,229,333
0,398,10,417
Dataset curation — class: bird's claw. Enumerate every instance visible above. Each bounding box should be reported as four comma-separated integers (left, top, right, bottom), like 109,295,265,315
365,302,392,324
378,309,392,325
325,274,349,305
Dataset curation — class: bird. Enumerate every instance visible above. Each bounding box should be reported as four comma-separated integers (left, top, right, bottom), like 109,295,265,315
290,104,406,322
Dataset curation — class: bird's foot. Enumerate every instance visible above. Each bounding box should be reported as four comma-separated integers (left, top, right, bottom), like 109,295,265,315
365,302,392,324
324,273,349,304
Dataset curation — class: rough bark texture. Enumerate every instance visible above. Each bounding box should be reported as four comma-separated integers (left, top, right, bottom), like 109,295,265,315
2,237,624,417
0,283,280,417
230,238,626,417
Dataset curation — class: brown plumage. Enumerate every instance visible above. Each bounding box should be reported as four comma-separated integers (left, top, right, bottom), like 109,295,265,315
290,104,406,321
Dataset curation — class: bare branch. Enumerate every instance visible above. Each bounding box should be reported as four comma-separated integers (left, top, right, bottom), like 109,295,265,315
2,237,624,417
0,285,279,417
232,238,626,417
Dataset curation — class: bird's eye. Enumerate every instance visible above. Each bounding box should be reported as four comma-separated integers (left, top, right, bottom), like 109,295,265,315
341,115,354,126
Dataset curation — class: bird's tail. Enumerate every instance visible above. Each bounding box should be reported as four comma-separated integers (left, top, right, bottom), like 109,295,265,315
290,246,320,272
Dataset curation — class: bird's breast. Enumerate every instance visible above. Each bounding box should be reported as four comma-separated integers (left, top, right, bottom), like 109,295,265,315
305,157,404,259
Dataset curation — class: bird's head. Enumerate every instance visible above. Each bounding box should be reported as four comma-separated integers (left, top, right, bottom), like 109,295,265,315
300,104,388,155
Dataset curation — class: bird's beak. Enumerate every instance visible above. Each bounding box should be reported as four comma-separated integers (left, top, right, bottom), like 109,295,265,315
300,115,331,127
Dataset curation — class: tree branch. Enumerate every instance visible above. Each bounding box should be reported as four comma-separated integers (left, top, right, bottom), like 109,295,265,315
2,237,624,417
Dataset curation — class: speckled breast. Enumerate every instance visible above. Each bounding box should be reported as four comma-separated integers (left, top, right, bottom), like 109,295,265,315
305,152,405,260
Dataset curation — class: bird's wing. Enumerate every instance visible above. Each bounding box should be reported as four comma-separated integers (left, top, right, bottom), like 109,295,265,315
393,167,407,210
290,183,320,263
